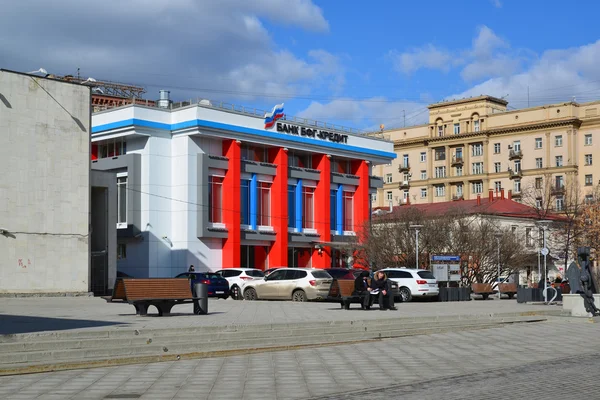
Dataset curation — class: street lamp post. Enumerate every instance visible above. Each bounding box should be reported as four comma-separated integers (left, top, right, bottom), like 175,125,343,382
410,225,424,269
537,220,551,302
495,233,502,300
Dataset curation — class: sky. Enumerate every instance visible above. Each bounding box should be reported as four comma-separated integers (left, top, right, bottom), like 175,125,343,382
2,0,600,131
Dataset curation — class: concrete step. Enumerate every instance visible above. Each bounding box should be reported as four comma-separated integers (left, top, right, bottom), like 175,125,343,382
0,316,547,374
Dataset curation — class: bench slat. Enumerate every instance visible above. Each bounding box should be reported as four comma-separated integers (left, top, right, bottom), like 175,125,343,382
122,279,193,301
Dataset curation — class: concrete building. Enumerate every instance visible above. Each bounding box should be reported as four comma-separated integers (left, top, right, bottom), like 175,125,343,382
91,94,395,277
0,69,116,295
373,96,600,210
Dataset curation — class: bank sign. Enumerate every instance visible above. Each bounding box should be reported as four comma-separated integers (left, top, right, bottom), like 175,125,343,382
264,103,349,144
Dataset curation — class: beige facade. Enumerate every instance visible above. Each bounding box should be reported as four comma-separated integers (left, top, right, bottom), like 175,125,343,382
372,96,600,210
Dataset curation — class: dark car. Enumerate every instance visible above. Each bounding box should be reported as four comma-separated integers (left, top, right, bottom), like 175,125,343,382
175,272,230,299
116,271,134,278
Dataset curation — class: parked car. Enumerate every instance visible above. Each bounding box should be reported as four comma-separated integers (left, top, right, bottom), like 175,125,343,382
116,271,134,278
242,268,333,302
215,268,265,300
263,267,281,277
380,268,439,302
175,272,230,299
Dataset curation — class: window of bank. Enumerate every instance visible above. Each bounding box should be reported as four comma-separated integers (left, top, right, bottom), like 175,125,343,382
97,138,127,160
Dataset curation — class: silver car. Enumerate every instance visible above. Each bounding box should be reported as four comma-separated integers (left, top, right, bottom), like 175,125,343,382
242,268,333,302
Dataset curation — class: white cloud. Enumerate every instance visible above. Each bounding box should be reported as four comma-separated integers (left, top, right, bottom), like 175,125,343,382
0,0,331,102
389,45,454,75
491,0,502,8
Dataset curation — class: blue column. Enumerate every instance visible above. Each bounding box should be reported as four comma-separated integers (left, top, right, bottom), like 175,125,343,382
336,186,343,233
250,174,257,230
295,179,303,231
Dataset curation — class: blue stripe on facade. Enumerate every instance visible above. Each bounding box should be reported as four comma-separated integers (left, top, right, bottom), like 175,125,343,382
92,118,397,159
249,174,258,230
295,180,303,232
336,186,343,233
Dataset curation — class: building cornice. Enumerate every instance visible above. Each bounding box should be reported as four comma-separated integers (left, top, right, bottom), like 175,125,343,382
394,118,582,148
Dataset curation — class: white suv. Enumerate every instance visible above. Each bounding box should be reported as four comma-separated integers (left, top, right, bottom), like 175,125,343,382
215,268,265,300
242,268,333,302
380,268,439,302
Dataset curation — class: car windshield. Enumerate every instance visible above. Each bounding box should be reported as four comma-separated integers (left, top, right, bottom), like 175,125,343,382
311,271,332,279
325,269,351,278
245,270,264,278
417,271,436,280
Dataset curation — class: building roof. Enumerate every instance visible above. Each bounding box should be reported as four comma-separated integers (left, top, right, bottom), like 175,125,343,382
374,194,566,222
427,95,509,110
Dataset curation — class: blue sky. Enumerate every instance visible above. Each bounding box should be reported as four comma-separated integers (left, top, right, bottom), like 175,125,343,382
1,0,600,131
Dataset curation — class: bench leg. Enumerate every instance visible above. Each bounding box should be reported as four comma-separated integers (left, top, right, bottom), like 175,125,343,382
482,293,489,300
507,293,515,300
156,302,175,316
344,299,351,310
134,303,148,316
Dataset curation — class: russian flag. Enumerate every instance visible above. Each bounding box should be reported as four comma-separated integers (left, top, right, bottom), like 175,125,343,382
264,103,285,128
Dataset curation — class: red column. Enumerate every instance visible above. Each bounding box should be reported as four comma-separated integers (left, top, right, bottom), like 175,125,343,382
298,249,311,268
352,160,371,269
312,154,331,269
222,139,241,268
268,147,288,267
254,246,267,270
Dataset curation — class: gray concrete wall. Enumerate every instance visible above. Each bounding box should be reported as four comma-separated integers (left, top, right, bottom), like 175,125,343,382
0,70,91,294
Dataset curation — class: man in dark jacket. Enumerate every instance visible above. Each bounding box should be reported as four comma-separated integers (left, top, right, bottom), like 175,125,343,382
371,271,397,310
354,271,372,309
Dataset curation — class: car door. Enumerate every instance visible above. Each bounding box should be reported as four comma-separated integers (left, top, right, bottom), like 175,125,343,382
256,269,285,299
278,270,305,298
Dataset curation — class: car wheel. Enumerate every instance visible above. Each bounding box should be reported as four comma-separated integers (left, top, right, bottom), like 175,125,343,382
244,288,257,301
399,287,412,302
292,289,307,302
231,285,242,300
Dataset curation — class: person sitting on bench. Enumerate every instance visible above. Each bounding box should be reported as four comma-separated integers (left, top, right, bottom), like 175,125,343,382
371,271,397,311
354,271,372,310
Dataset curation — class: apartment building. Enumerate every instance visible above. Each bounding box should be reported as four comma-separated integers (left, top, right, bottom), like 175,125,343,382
372,95,600,210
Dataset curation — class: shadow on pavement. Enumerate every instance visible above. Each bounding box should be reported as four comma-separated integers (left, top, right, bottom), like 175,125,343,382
0,314,126,335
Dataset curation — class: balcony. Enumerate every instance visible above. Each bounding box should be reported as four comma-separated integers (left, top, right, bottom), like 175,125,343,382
551,185,565,195
509,149,523,160
511,191,522,199
398,163,410,173
452,194,464,201
399,180,410,189
451,156,464,166
508,169,522,179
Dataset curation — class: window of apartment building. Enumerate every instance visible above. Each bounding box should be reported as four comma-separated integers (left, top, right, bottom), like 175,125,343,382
526,228,533,247
402,154,409,168
435,185,445,197
343,191,354,232
257,181,271,227
514,179,521,193
98,138,127,159
514,160,521,172
585,154,593,165
386,191,393,202
472,181,483,194
555,155,563,167
494,181,502,192
403,190,410,202
117,243,127,260
494,162,501,173
513,141,521,152
535,177,543,189
555,135,563,147
536,158,543,169
288,151,312,169
455,147,463,160
456,166,463,176
420,152,426,162
420,170,427,180
472,162,484,175
555,175,564,189
435,148,446,161
385,173,393,183
435,166,446,178
535,138,543,149
241,179,251,225
302,186,316,230
456,185,464,196
585,195,594,204
474,120,480,132
585,134,593,146
535,198,543,209
437,125,444,137
472,143,483,156
208,175,224,224
585,174,593,186
421,188,427,198
453,123,460,135
289,185,297,229
402,173,410,183
493,143,501,154
371,193,376,203
556,196,565,211
117,175,127,228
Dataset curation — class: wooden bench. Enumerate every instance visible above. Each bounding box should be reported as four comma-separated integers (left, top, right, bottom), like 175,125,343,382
110,278,198,316
328,279,374,310
471,283,497,300
498,283,517,299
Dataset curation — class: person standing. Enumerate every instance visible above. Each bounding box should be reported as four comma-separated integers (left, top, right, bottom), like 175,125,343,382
188,265,195,272
371,271,397,310
353,271,372,310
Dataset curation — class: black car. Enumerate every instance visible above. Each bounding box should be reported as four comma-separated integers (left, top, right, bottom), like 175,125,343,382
175,272,230,299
